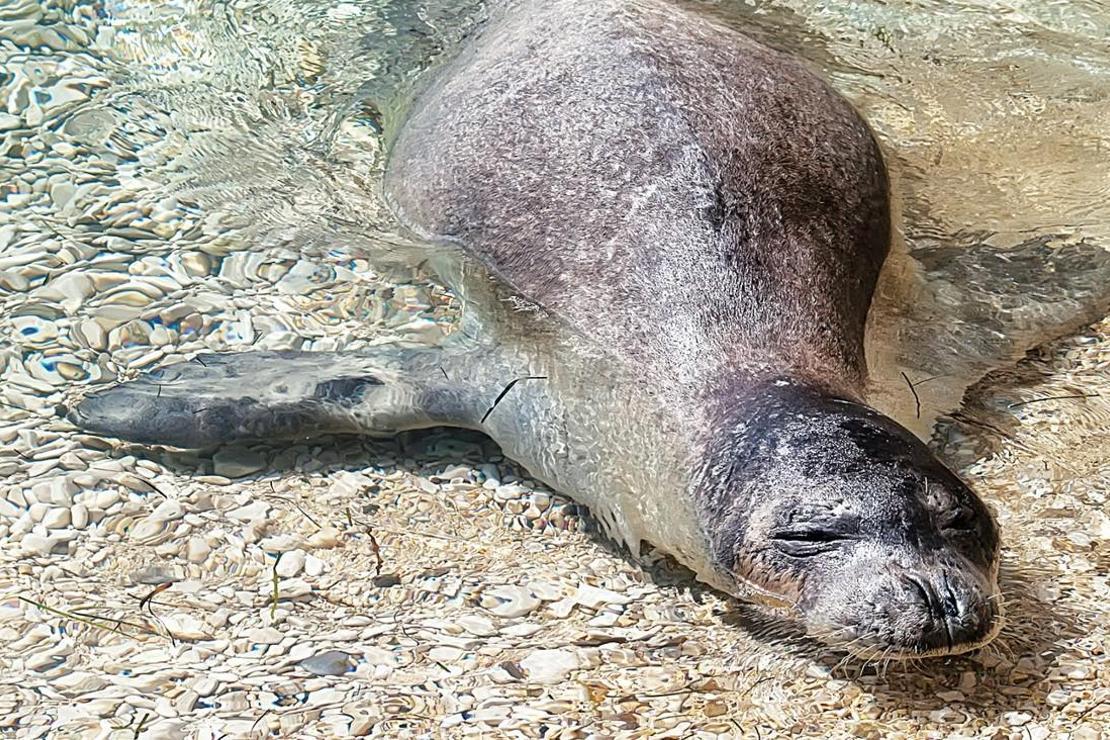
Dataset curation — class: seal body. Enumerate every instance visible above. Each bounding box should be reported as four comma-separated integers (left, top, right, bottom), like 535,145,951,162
383,0,999,656
72,0,1027,657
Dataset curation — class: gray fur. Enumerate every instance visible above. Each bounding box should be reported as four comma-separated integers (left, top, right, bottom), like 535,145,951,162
386,0,888,397
69,347,499,447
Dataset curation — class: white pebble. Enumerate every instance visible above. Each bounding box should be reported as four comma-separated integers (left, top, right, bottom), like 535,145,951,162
69,504,88,529
248,627,283,645
304,554,325,577
150,499,184,521
21,534,59,556
276,550,305,578
519,649,582,685
42,507,70,529
227,501,270,522
483,585,540,618
184,537,210,563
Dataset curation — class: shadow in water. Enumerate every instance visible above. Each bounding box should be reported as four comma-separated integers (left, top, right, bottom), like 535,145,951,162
90,421,1094,728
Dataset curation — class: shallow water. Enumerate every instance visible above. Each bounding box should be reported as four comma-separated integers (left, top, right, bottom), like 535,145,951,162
1,0,1107,392
2,0,1108,387
1,0,1108,736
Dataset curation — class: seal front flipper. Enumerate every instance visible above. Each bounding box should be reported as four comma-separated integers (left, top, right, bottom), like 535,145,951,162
866,235,1110,437
66,347,496,448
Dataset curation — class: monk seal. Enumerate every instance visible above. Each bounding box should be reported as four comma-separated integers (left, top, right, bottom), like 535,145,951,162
67,0,1110,658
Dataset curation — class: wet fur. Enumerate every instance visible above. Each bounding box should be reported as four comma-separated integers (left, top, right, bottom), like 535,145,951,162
385,0,889,396
383,0,1004,655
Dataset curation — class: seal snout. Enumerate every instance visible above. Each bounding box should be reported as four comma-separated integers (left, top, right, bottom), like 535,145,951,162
897,569,997,656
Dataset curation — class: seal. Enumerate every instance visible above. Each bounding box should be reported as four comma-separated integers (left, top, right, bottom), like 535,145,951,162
68,0,1110,657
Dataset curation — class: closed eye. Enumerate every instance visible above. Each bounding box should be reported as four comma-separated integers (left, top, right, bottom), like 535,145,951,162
773,529,845,543
770,527,853,557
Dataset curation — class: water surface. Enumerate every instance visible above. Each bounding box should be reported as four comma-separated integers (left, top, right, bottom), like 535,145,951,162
1,0,1108,735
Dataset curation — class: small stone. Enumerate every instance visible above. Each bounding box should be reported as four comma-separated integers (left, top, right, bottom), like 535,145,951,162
29,503,48,522
304,554,325,577
548,597,576,619
373,574,401,588
248,627,283,645
276,550,305,577
457,615,497,637
174,690,200,714
150,499,184,521
276,579,312,599
1045,689,1070,707
289,643,315,662
162,613,211,641
130,517,170,543
704,700,728,718
307,527,341,549
26,652,67,672
130,565,179,585
519,649,581,684
1062,663,1089,680
575,584,631,609
47,477,77,504
49,181,76,209
299,650,354,676
1002,711,1032,726
42,507,70,529
192,678,218,696
326,470,374,497
93,490,120,509
260,534,303,552
429,646,464,663
349,716,373,736
70,504,89,529
227,501,270,522
501,623,544,638
21,534,59,556
362,647,397,666
51,671,108,695
483,585,540,618
184,537,210,563
78,319,108,350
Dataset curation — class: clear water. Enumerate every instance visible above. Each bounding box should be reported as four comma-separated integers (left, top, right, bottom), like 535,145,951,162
2,0,1108,733
2,0,1108,610
2,0,1108,386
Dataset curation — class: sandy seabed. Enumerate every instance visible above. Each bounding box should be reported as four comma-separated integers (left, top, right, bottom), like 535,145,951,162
0,215,1107,738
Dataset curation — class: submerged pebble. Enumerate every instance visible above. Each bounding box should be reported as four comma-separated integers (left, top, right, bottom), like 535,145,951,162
299,650,354,676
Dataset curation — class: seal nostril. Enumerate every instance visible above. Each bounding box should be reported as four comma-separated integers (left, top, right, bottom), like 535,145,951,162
902,573,956,652
903,574,931,607
941,573,960,618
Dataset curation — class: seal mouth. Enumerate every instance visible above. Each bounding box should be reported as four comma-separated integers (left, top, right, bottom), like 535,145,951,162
808,589,1006,660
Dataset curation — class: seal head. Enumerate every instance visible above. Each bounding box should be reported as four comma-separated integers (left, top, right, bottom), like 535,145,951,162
698,379,1002,657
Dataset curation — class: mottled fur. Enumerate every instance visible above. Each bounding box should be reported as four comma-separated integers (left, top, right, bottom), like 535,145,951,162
383,0,999,655
385,0,889,395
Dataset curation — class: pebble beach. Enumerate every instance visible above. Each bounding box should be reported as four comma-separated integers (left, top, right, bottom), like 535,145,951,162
2,0,1109,737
